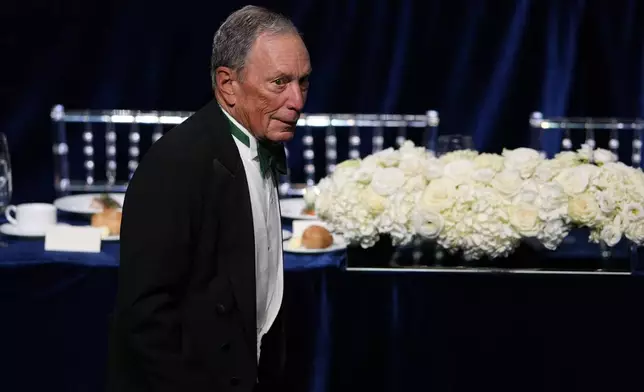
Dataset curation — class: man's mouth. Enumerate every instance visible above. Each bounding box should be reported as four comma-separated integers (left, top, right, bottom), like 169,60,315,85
277,119,298,127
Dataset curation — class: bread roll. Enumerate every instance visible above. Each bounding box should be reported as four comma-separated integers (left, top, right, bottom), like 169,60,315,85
301,225,333,249
91,209,122,235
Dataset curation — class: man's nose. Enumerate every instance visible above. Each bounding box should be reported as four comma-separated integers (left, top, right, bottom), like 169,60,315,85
286,83,305,112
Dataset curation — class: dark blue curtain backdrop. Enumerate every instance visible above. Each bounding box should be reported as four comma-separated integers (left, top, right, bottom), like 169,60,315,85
2,0,644,203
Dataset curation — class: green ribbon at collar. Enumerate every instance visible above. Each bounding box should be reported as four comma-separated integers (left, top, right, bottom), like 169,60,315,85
228,118,287,176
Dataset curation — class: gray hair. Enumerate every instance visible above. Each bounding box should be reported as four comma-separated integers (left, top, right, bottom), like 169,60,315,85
211,5,299,86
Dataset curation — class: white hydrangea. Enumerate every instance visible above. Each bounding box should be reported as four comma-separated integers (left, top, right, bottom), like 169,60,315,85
502,147,543,179
546,147,644,247
316,141,644,259
316,141,433,248
414,175,522,260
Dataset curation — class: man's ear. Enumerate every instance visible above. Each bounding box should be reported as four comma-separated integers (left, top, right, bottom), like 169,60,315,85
214,66,237,106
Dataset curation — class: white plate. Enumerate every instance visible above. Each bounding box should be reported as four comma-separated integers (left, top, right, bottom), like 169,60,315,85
283,234,347,254
280,198,317,220
54,193,125,215
0,223,67,238
282,229,292,240
0,223,119,241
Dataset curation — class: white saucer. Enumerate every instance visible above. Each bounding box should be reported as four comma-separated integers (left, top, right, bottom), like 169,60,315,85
280,198,318,220
54,193,125,215
282,229,292,240
283,234,347,254
0,223,119,241
0,223,68,238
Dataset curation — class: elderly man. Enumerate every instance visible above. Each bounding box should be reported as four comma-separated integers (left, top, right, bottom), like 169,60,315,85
107,5,311,392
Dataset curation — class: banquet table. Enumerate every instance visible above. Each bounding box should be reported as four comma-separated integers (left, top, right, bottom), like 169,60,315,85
2,218,644,392
0,217,344,392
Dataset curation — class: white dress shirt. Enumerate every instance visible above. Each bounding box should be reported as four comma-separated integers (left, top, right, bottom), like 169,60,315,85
220,107,284,363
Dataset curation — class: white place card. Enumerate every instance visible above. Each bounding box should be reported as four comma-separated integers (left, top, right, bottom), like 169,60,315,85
291,219,329,236
45,225,103,253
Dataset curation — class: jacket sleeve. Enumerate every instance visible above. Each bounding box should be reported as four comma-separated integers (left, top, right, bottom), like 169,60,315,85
113,148,208,391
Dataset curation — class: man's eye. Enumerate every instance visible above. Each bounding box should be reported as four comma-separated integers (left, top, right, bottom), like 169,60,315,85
273,78,286,86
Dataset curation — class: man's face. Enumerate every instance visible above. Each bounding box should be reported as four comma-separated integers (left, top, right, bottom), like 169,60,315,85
233,33,311,143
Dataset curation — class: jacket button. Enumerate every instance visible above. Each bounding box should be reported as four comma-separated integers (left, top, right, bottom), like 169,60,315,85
220,342,230,352
215,303,227,314
230,377,240,386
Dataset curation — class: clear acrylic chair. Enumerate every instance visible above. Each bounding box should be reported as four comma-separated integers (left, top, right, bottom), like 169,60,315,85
50,105,193,195
529,112,644,273
51,105,439,197
283,111,440,196
529,111,644,167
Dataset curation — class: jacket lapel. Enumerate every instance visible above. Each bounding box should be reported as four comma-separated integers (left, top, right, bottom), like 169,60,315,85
202,100,257,357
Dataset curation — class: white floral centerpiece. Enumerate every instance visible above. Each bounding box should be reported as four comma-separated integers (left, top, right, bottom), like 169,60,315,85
315,140,644,261
546,144,644,247
316,141,433,248
413,147,569,260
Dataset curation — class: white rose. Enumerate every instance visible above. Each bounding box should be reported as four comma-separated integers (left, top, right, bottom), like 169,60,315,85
593,148,617,165
502,147,541,178
473,153,504,172
555,164,598,195
370,167,406,196
375,148,400,167
419,178,458,212
509,203,542,237
626,221,644,245
471,168,496,184
491,169,523,196
568,193,599,225
424,159,444,180
600,224,622,247
412,210,444,239
443,159,475,184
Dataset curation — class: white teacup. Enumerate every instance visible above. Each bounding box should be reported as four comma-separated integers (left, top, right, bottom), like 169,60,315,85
5,203,57,233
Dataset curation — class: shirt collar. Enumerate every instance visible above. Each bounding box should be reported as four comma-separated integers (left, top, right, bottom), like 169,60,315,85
219,105,258,160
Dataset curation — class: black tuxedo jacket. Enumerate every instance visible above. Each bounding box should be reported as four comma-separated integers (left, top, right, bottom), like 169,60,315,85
107,99,285,392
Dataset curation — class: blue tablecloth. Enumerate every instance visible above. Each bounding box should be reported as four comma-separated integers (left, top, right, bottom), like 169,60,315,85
3,219,644,392
0,218,344,392
0,220,345,270
0,235,344,270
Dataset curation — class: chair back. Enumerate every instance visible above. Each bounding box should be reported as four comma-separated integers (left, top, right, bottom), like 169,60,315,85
530,111,644,167
51,105,439,196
